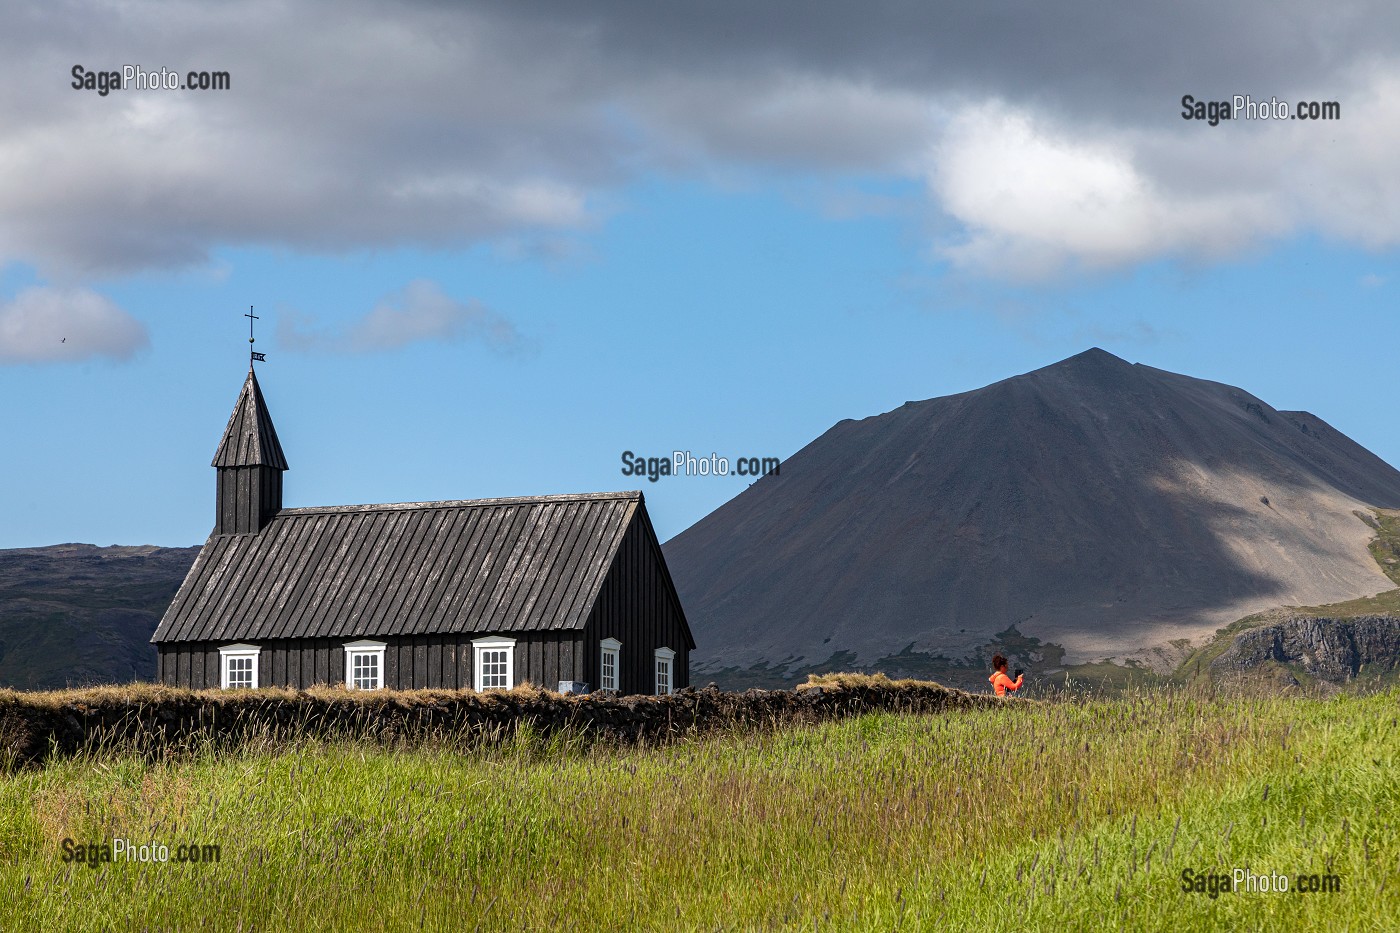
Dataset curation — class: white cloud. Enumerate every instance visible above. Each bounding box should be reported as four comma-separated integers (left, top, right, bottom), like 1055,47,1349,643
928,103,1292,279
277,280,526,354
1284,63,1400,250
0,286,148,364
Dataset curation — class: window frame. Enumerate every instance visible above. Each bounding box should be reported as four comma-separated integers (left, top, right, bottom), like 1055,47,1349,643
654,646,676,696
599,637,622,692
218,643,260,690
342,639,387,691
472,636,517,692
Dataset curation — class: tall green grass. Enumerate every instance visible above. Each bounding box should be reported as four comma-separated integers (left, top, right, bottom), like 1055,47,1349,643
1,688,1395,930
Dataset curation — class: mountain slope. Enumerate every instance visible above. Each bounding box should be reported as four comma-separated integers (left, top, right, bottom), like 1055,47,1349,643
0,544,198,689
664,349,1400,681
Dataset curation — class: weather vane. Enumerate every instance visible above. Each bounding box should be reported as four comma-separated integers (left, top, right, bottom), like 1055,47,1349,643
246,306,266,364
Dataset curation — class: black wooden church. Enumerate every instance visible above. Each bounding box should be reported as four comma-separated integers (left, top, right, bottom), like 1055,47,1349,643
152,363,694,694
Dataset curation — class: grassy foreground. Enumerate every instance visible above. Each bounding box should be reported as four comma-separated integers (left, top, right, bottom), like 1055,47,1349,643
1,688,1396,931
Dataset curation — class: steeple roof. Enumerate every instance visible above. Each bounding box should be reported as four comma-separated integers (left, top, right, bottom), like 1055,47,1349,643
212,366,288,469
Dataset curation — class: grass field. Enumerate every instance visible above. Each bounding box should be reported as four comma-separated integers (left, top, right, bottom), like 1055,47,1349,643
1,686,1396,931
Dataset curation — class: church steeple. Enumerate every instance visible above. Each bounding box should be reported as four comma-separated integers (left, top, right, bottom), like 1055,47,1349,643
212,365,288,535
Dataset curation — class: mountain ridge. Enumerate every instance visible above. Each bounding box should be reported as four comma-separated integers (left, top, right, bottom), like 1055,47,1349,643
0,543,198,689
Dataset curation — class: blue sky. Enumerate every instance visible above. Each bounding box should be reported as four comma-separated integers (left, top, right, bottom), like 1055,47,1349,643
2,2,1398,548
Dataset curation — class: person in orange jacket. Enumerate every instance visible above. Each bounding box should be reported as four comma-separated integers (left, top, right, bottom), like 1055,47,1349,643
989,654,1023,696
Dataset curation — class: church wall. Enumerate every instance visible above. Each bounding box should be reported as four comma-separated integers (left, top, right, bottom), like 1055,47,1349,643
156,631,591,692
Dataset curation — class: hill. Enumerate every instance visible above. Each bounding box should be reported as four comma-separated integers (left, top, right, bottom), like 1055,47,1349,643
0,544,198,689
664,348,1400,687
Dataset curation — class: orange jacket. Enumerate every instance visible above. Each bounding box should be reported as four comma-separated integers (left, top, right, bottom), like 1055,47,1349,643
989,670,1023,696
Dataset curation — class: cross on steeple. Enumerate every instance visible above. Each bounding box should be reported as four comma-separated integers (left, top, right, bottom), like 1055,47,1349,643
245,306,266,364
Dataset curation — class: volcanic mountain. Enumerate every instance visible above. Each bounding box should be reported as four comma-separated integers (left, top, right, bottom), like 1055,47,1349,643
663,349,1400,684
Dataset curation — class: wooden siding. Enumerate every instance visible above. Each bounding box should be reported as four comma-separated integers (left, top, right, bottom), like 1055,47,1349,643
158,632,588,691
216,466,283,535
582,503,695,693
211,367,287,536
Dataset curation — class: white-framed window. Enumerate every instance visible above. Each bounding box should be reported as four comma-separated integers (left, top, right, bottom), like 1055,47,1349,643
343,640,387,690
654,646,675,696
599,637,621,692
219,643,260,690
472,636,516,691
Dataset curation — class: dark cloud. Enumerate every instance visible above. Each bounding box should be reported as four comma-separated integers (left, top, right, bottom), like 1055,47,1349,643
1,0,1397,279
500,0,1400,121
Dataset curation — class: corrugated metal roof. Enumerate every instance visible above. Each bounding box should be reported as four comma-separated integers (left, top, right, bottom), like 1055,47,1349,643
152,492,642,643
212,367,288,469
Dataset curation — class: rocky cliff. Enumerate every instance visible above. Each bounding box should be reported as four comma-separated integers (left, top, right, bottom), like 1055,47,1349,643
1207,614,1400,686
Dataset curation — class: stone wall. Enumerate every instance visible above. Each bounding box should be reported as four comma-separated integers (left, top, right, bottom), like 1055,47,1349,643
0,680,1005,769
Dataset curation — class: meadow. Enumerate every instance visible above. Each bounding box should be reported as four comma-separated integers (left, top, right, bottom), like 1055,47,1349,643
0,684,1396,931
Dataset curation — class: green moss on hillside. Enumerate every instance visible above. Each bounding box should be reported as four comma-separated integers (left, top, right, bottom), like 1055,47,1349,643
1365,507,1400,586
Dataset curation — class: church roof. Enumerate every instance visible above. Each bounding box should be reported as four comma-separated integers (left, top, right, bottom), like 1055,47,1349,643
152,491,657,644
212,366,288,470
